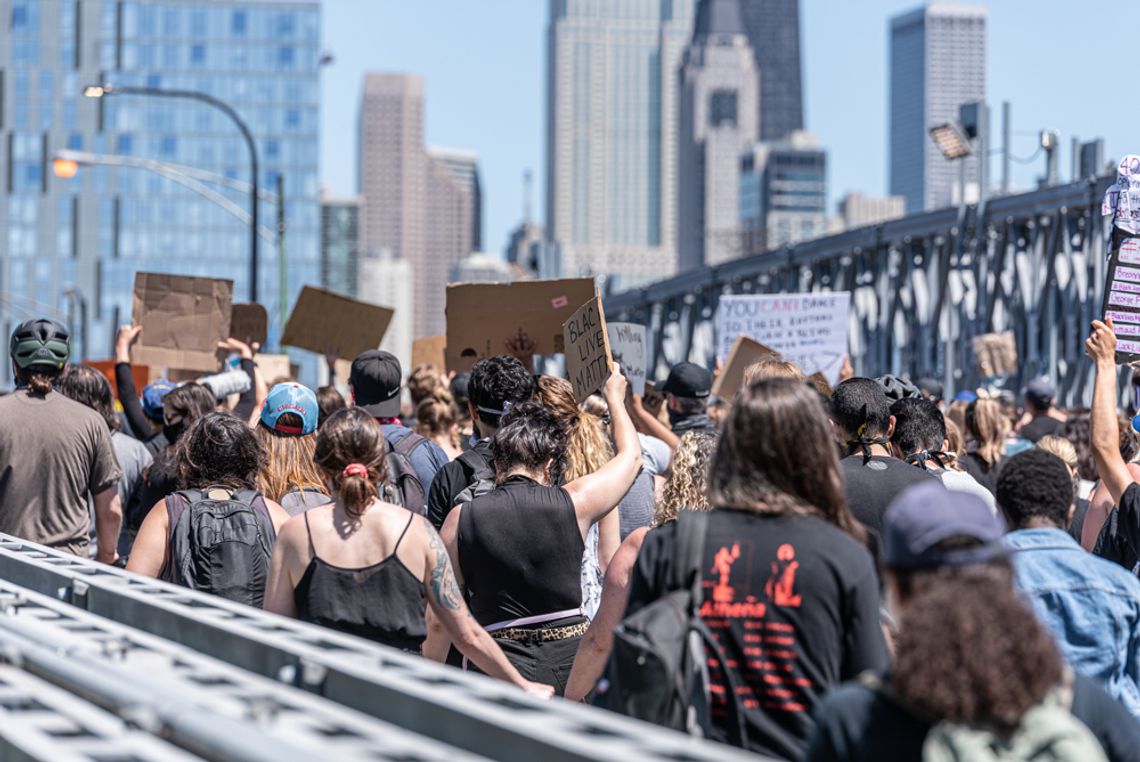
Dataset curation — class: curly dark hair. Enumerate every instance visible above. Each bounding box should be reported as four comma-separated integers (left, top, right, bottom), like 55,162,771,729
889,397,945,456
892,563,1062,734
468,355,535,429
831,377,892,440
491,401,568,486
995,448,1074,529
176,412,265,491
58,364,119,432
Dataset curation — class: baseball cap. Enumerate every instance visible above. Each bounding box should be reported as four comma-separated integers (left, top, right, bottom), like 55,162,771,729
142,380,176,421
260,383,319,436
660,362,712,399
916,377,944,403
881,482,1007,570
349,350,402,418
1024,378,1055,409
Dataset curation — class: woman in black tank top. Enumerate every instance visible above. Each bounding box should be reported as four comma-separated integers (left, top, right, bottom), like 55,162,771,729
435,364,644,695
263,408,553,697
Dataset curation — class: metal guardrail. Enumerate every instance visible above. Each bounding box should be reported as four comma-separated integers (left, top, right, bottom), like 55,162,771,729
0,536,765,762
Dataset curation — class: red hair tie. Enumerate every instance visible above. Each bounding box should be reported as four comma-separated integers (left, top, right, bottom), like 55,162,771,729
342,463,368,479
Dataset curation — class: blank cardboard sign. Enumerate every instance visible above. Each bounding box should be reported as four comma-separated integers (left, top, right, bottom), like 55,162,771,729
445,278,596,372
131,272,234,372
711,335,779,400
564,296,612,403
282,286,394,360
412,335,447,371
231,303,268,346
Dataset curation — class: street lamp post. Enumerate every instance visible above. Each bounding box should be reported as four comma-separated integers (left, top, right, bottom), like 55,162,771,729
83,83,261,302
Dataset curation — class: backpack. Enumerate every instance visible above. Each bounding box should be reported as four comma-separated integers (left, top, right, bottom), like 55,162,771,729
278,486,330,517
161,487,276,608
451,448,497,506
597,512,746,744
382,432,430,516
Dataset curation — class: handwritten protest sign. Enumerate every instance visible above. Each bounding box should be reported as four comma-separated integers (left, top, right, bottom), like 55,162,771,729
972,332,1018,378
1102,157,1140,363
564,297,612,404
231,303,268,347
282,286,393,360
412,335,447,371
711,335,778,400
131,272,233,372
716,292,850,384
607,323,647,396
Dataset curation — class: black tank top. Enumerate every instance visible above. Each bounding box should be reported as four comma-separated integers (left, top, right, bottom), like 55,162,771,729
457,475,584,626
293,511,426,651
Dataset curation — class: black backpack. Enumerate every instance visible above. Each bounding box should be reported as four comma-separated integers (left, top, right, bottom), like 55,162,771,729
598,512,745,744
451,448,497,506
382,433,430,516
161,487,276,608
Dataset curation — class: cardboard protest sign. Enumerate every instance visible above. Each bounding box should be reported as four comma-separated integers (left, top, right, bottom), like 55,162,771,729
85,359,149,403
131,272,233,372
256,354,298,383
564,296,612,404
282,286,394,360
230,303,268,347
607,323,647,396
716,292,851,385
971,331,1018,378
1102,157,1140,364
412,335,447,371
445,278,596,373
711,335,778,400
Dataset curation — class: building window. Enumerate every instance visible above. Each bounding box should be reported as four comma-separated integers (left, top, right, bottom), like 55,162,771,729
277,46,294,67
159,136,176,157
190,44,205,65
116,134,133,155
232,10,246,35
10,3,28,29
285,109,300,130
709,90,737,127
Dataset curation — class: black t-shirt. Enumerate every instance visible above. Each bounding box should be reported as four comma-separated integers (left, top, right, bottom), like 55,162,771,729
1093,482,1140,575
959,451,1003,496
840,455,937,533
427,439,493,530
1019,414,1066,444
805,672,1140,762
1069,498,1091,544
626,510,889,760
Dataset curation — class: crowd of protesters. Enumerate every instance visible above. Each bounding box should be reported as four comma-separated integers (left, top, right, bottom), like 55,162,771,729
5,312,1140,759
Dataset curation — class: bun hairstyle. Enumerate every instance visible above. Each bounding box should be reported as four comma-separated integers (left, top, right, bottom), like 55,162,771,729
313,407,389,519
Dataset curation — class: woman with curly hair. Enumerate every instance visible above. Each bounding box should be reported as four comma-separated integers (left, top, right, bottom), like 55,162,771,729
654,429,718,526
807,482,1135,761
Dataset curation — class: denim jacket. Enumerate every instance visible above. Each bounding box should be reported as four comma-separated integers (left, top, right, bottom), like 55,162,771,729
1004,527,1140,717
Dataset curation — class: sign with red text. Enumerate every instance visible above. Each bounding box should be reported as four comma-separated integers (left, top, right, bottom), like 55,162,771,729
1102,235,1140,364
564,296,612,404
716,292,851,384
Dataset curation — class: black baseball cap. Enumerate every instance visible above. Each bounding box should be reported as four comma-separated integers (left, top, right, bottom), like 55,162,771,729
1024,378,1055,409
349,350,402,418
881,482,1006,570
660,362,712,399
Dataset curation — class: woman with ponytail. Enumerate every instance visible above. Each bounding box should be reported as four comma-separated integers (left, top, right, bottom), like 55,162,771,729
263,408,553,697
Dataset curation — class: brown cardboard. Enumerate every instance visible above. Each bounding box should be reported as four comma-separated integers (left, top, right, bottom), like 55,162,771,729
711,335,779,400
85,359,149,402
411,335,447,371
130,272,234,373
230,303,268,347
282,286,394,360
255,354,295,383
972,331,1018,378
564,296,612,404
446,278,596,372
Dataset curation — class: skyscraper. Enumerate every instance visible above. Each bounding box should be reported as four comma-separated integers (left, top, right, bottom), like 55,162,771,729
0,0,320,381
677,0,758,270
545,0,696,290
320,193,361,298
738,0,804,142
889,3,986,213
739,131,827,255
423,147,481,335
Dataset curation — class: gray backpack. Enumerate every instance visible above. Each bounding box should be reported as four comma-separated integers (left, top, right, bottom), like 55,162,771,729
451,449,497,506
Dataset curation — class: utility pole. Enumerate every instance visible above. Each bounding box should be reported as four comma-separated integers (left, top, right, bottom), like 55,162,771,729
277,173,288,336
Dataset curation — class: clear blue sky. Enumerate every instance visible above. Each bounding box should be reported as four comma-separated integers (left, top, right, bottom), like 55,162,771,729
321,1,1139,257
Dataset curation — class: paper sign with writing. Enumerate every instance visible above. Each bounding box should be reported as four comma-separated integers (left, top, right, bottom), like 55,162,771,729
607,322,647,396
1102,235,1140,364
411,335,447,372
445,278,596,373
711,335,778,400
282,286,394,360
971,331,1018,378
131,272,234,372
716,292,851,385
230,303,268,347
564,297,612,404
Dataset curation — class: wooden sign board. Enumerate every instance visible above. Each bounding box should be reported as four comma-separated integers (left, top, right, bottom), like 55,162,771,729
711,335,779,400
411,335,447,372
130,272,233,372
445,278,596,373
564,296,612,404
282,286,394,360
231,303,268,347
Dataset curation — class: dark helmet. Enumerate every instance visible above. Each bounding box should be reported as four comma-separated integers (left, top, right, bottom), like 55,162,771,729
875,374,921,403
10,319,71,370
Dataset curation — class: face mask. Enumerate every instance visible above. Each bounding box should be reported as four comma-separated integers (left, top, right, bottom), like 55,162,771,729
668,408,686,427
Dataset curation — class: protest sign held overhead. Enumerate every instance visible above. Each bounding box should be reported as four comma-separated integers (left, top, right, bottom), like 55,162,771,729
282,286,394,360
255,354,298,384
564,296,612,404
972,331,1018,379
230,304,268,347
716,292,850,385
711,335,778,400
412,335,447,371
607,322,647,396
131,272,234,372
445,277,596,372
1102,156,1140,364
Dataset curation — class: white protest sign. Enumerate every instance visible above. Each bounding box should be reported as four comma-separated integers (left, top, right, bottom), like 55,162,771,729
607,322,647,396
716,292,851,384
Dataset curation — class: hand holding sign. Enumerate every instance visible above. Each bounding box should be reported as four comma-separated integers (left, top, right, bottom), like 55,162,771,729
603,360,628,403
1086,318,1118,367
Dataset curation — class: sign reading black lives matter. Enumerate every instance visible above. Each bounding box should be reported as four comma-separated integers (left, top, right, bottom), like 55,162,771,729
1102,156,1140,364
564,296,612,404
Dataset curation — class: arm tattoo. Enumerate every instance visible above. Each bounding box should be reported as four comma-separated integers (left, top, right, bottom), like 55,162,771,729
426,523,465,612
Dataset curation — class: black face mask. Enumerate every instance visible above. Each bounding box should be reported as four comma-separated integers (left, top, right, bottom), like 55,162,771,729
164,419,187,443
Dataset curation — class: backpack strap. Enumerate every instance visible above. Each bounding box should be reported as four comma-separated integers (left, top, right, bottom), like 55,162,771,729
160,490,195,583
394,431,431,459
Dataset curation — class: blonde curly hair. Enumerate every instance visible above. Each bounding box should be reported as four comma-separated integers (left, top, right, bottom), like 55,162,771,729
535,376,612,480
654,430,718,526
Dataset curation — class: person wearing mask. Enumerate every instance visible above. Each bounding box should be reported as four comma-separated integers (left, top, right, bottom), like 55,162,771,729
415,392,462,461
315,386,346,429
806,482,1136,762
616,378,887,758
435,365,642,694
1019,378,1068,443
889,396,995,511
661,361,716,436
0,321,122,563
261,409,553,699
255,383,329,516
960,397,1008,495
830,378,936,536
349,350,448,504
426,355,535,529
58,365,153,557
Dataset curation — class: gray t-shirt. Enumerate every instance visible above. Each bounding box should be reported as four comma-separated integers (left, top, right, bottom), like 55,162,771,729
617,435,673,539
88,431,152,557
0,390,121,555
